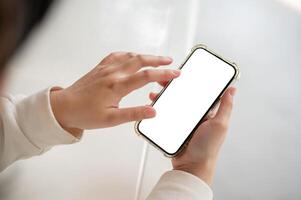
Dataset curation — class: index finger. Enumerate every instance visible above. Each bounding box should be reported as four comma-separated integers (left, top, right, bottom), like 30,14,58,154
99,52,137,65
119,69,180,96
121,55,173,74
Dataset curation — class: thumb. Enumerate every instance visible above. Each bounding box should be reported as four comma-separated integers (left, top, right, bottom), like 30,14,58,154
110,106,156,125
214,87,236,124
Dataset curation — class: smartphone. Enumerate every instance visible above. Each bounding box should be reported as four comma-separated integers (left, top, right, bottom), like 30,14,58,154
135,45,240,157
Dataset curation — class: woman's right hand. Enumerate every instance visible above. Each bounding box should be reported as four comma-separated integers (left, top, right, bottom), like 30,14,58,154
150,87,236,185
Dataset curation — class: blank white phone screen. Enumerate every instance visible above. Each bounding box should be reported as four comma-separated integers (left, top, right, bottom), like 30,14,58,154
138,48,236,155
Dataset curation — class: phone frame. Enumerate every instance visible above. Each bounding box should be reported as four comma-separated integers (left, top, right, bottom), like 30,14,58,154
134,44,240,157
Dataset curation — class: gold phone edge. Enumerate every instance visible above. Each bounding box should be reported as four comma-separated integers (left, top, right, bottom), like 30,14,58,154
134,44,241,158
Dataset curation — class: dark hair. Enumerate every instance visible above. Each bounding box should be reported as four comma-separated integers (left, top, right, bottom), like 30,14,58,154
0,0,54,68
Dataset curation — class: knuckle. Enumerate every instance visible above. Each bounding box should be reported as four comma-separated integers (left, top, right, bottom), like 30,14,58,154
212,120,228,131
163,70,172,79
142,70,152,79
135,55,144,64
108,52,119,59
108,52,115,58
104,112,114,124
106,77,121,91
128,109,141,121
228,100,233,109
127,52,137,58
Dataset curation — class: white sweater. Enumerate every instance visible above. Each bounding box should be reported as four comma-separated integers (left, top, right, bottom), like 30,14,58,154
0,88,213,200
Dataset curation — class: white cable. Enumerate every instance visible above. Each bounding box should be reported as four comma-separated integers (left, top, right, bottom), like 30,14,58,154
134,3,173,199
134,141,149,200
134,1,199,199
186,0,200,51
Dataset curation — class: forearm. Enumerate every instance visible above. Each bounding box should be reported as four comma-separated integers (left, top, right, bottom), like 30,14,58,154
146,170,213,200
173,158,217,185
0,88,80,172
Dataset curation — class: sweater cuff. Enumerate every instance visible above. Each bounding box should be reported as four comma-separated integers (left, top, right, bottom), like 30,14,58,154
15,87,80,150
147,170,213,200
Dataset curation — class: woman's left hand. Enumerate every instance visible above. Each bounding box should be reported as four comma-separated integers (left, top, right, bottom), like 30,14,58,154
50,52,180,136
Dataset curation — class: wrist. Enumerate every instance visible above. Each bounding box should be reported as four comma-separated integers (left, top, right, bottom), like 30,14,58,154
173,159,217,185
50,87,83,138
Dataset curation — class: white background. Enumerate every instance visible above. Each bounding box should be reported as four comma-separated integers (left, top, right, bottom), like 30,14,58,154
0,0,300,199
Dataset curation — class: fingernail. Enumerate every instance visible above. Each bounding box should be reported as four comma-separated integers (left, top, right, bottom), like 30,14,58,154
144,106,156,118
229,88,236,96
160,56,173,63
165,56,173,62
172,69,181,77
